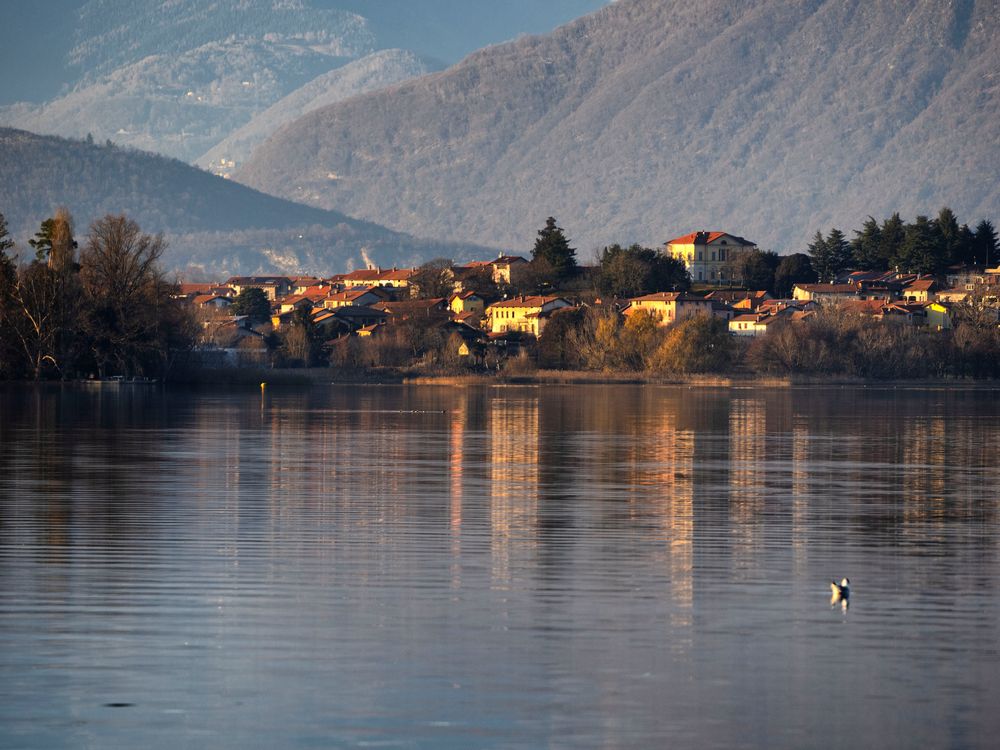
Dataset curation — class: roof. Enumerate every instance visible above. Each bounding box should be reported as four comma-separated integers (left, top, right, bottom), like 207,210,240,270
666,231,756,247
487,295,569,309
904,279,937,292
192,294,231,306
630,292,711,303
795,284,857,294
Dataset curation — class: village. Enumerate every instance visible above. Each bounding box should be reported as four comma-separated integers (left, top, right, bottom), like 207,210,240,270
177,229,1000,376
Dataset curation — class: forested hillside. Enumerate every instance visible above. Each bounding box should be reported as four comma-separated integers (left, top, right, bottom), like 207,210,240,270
238,0,999,254
0,128,489,276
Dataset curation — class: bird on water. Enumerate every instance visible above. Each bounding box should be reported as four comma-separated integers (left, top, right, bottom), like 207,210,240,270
830,578,850,598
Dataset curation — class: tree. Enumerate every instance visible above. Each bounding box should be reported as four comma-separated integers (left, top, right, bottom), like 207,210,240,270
411,258,455,299
7,210,82,379
597,244,690,297
531,217,577,280
0,213,18,377
879,213,906,268
935,207,961,266
647,315,733,374
808,229,851,282
850,216,884,271
973,219,998,267
280,305,324,367
231,287,271,322
28,208,77,271
79,214,190,377
773,253,817,298
737,249,780,292
894,215,942,275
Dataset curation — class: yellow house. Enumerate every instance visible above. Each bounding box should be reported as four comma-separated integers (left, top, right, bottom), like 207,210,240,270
665,231,757,284
625,292,714,325
925,302,953,330
449,291,485,316
485,295,573,336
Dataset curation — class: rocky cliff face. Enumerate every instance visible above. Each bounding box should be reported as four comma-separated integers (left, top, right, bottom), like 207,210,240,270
237,0,1000,254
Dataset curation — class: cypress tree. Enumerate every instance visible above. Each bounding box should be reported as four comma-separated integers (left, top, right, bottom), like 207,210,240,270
973,219,998,267
879,213,906,269
531,217,577,280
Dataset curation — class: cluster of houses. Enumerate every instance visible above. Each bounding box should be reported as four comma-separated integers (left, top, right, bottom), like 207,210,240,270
176,231,1000,365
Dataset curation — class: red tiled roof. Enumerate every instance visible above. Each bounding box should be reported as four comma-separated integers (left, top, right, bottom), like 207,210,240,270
487,295,568,309
666,231,756,246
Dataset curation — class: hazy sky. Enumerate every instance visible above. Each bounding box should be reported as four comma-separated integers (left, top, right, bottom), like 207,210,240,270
0,0,610,105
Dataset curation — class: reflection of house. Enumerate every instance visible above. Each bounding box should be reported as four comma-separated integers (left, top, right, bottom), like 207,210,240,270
485,296,572,335
665,231,757,284
625,292,715,325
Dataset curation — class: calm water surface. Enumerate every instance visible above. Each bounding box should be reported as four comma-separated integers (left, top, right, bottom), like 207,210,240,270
1,384,999,749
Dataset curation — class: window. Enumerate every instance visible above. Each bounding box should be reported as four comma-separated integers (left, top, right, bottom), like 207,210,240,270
711,252,716,261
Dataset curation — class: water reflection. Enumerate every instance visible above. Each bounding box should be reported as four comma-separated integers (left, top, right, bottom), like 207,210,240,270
1,384,999,749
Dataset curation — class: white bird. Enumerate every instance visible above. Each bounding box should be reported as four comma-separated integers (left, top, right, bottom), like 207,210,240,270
830,578,850,598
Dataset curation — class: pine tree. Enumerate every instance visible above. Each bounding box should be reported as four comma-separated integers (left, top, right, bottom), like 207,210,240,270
531,217,577,280
809,229,850,282
935,207,961,266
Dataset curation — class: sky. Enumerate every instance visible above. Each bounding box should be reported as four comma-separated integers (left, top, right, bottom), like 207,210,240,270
0,0,610,105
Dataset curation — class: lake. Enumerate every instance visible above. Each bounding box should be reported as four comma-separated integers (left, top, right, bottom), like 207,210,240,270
1,383,999,748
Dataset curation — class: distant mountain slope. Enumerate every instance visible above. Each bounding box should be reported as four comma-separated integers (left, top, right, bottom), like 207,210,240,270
197,49,437,171
0,128,490,276
238,0,1000,254
1,39,355,163
68,0,373,82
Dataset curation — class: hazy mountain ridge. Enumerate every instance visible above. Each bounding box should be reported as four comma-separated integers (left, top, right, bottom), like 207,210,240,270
0,128,492,277
197,49,437,170
68,0,374,81
237,0,999,254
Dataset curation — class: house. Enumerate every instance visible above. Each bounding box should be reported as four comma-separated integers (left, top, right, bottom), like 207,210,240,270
226,276,293,301
728,312,786,337
323,288,387,309
625,292,715,325
665,231,757,284
706,289,773,310
485,295,573,336
449,291,485,320
376,298,449,321
902,278,939,303
330,305,389,331
192,294,233,310
339,267,418,291
278,293,326,314
792,283,859,303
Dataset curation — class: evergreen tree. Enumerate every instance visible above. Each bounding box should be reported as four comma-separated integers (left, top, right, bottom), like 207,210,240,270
955,223,977,265
973,219,998,267
809,228,851,282
531,217,577,280
894,216,941,275
935,207,961,266
0,213,17,377
851,216,884,270
773,253,817,297
879,213,906,269
738,249,780,292
231,287,271,322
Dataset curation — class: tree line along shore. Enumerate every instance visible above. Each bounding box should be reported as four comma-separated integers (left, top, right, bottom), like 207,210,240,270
1,209,998,383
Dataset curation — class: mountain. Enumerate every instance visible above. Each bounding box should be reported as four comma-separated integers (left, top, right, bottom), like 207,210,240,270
196,49,437,171
0,1,607,164
237,0,1000,255
0,128,490,277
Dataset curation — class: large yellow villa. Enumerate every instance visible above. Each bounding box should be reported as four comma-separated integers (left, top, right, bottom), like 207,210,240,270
665,231,757,284
625,292,716,325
